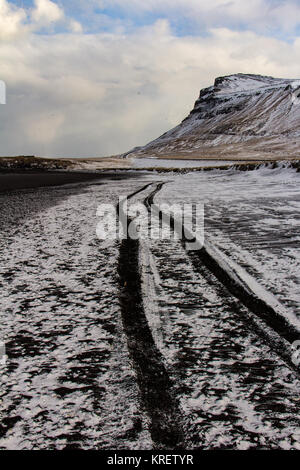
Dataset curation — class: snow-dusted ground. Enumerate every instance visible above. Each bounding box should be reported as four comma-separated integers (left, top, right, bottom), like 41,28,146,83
0,178,152,450
139,164,300,449
132,158,235,169
155,164,300,324
141,237,300,449
0,165,299,450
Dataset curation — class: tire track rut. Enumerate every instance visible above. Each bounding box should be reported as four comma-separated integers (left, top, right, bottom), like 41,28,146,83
117,183,185,449
143,182,299,375
118,180,299,450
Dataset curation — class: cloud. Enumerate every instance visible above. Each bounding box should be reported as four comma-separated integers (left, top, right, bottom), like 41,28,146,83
1,2,300,157
23,111,65,145
0,0,27,40
69,18,83,33
31,0,64,26
90,0,300,34
0,0,83,39
30,0,84,32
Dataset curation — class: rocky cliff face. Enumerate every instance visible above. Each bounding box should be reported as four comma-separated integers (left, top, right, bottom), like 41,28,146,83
127,74,300,160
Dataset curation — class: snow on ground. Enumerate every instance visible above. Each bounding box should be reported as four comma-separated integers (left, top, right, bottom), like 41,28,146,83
0,178,152,450
140,237,300,450
0,165,299,449
155,164,300,325
72,158,133,171
132,158,235,169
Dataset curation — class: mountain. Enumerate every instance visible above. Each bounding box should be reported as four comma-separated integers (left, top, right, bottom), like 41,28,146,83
126,73,300,161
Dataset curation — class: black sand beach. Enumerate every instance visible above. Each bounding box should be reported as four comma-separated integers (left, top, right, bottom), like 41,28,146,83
0,171,106,192
0,170,147,193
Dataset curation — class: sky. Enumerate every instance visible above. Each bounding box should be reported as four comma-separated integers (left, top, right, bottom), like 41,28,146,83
1,1,300,157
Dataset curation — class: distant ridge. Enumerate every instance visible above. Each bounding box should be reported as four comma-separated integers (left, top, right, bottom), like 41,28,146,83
125,73,300,161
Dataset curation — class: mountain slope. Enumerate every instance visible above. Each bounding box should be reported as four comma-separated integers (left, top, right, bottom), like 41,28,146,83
126,74,300,161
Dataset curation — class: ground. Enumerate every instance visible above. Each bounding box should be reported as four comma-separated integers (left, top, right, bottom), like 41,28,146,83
0,165,299,450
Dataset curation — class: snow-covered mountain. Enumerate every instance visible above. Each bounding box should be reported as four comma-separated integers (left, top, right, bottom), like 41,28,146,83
126,74,300,161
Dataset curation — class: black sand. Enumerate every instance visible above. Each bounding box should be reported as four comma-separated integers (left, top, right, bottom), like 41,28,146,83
0,170,147,193
0,171,106,192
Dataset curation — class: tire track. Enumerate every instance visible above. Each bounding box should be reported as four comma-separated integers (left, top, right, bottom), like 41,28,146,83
117,183,185,450
144,183,299,375
186,248,300,374
119,180,298,448
140,235,300,449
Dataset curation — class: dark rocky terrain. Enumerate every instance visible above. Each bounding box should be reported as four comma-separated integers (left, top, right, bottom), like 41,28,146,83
0,156,73,171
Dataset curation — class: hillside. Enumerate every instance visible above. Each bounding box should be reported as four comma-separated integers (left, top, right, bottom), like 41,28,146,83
125,73,300,161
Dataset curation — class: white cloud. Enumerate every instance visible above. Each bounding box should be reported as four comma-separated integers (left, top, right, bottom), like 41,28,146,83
1,2,300,156
69,18,83,33
0,0,27,40
0,0,83,39
269,2,300,31
93,0,300,32
23,111,65,145
31,0,64,26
